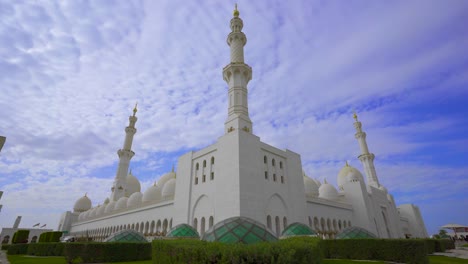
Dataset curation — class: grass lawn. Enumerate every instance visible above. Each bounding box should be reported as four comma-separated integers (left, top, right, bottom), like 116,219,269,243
7,255,152,264
7,255,468,264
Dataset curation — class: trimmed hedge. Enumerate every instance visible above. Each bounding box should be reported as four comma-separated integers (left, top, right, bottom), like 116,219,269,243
6,244,29,255
422,239,455,253
323,239,428,264
38,231,63,243
1,244,11,250
152,237,323,264
12,230,30,244
27,242,65,256
63,242,151,263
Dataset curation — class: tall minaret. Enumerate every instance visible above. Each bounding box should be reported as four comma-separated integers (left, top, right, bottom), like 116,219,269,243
223,4,253,134
353,112,380,188
110,104,138,201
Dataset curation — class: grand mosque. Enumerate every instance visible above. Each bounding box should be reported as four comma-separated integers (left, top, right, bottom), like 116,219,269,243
57,6,428,241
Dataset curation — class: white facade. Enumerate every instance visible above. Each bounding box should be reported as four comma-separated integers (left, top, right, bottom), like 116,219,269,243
57,6,428,241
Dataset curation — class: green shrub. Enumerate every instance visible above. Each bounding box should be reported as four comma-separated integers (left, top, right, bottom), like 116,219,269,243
6,244,29,255
12,230,30,244
27,242,65,256
63,242,151,263
152,237,323,264
37,231,62,243
1,244,11,251
323,239,428,264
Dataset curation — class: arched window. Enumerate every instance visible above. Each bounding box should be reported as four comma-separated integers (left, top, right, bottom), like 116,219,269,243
193,218,198,231
333,219,337,232
203,160,207,168
210,172,214,180
211,157,215,165
267,215,272,230
151,221,155,234
343,220,347,228
327,219,331,231
209,216,214,228
280,161,283,169
196,163,199,170
170,218,173,229
265,171,268,180
163,219,168,233
156,220,161,232
281,176,284,183
264,156,267,164
275,216,280,236
272,159,276,166
309,216,312,227
202,174,206,182
201,217,206,236
136,223,139,232
195,177,198,185
273,174,277,182
283,217,287,229
338,220,342,230
348,220,351,227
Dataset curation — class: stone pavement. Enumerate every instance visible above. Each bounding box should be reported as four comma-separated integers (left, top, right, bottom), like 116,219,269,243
0,250,10,264
432,246,468,260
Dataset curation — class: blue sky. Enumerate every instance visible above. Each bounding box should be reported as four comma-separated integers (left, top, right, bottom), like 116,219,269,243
0,0,467,236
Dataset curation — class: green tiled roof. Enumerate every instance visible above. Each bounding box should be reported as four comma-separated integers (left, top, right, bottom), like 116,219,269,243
104,229,147,242
166,224,199,238
281,222,317,237
336,226,376,239
202,217,277,244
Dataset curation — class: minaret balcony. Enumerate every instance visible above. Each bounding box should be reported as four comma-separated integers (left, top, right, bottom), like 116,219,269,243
223,63,252,83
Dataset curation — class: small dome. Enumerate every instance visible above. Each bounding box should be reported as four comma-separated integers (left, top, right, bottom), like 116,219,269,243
104,229,147,242
89,207,97,218
158,171,176,188
115,197,128,210
303,176,319,198
281,222,317,238
318,179,339,201
142,184,162,203
125,171,141,197
104,197,110,204
337,163,364,191
78,212,85,221
162,178,176,200
202,217,277,244
105,201,116,213
73,194,92,213
127,192,143,207
96,205,106,216
336,226,376,239
167,224,200,238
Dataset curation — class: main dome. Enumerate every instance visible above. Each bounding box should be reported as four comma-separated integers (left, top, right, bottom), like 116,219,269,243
202,217,277,244
73,194,92,213
337,163,364,191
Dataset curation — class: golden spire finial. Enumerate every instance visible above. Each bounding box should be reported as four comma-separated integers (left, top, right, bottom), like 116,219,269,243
353,111,358,122
233,3,239,17
345,161,349,167
133,102,138,116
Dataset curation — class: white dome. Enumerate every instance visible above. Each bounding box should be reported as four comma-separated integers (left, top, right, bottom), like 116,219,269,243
89,207,97,218
142,184,162,203
318,179,339,201
158,171,176,188
105,201,116,214
73,194,92,213
337,163,364,191
162,178,176,200
127,192,143,207
96,205,106,216
303,176,319,198
115,196,128,210
78,212,85,221
125,172,141,197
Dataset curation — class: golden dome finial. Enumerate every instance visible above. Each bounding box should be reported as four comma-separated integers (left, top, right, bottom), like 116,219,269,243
133,102,138,116
353,111,358,122
345,161,349,167
233,3,239,17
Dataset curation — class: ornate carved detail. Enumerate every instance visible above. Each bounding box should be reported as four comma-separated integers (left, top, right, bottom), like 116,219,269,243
228,126,235,132
242,126,250,132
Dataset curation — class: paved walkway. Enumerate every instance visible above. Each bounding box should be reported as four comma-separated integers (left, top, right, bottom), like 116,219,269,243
0,250,10,264
432,247,468,259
